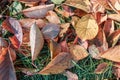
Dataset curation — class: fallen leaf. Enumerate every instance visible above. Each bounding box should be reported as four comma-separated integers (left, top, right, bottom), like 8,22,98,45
75,14,98,41
108,29,120,47
65,0,91,13
30,23,44,61
51,0,64,4
2,17,23,48
0,37,8,47
94,62,108,74
60,40,69,52
88,44,100,59
0,48,17,80
108,14,120,22
100,45,120,62
39,52,73,75
19,18,46,29
22,4,54,18
46,11,60,24
103,19,114,37
41,23,60,39
49,40,61,59
63,71,78,80
69,45,88,61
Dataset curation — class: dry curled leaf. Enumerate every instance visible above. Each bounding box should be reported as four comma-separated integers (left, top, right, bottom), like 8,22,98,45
23,4,54,18
39,52,73,75
69,45,88,61
46,11,60,24
94,62,108,74
41,23,60,39
75,14,98,41
0,48,17,80
101,45,120,62
30,23,44,61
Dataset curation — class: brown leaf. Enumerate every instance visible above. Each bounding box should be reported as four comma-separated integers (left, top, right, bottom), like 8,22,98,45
65,0,91,13
49,40,61,59
108,29,120,47
22,4,54,18
46,11,60,24
60,40,69,52
2,17,23,48
41,23,60,39
93,28,108,52
39,52,73,75
30,23,44,61
100,45,120,62
69,45,88,61
0,48,17,80
0,37,8,47
19,18,46,29
75,14,98,41
103,19,114,37
18,0,41,7
94,62,108,74
63,71,78,80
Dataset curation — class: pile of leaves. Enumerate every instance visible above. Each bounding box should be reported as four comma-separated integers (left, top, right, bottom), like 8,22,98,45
0,0,120,80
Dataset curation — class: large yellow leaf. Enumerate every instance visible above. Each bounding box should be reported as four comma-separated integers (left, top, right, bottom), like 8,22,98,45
75,14,98,41
30,23,44,61
69,45,88,61
39,52,73,75
101,45,120,62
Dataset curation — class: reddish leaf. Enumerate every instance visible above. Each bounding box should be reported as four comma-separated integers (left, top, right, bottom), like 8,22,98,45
0,48,17,80
60,40,69,52
41,23,60,39
8,47,16,61
94,62,108,74
22,4,54,18
39,52,73,75
2,17,23,48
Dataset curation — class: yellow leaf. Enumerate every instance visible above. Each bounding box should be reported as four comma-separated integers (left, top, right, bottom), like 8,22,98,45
75,14,98,41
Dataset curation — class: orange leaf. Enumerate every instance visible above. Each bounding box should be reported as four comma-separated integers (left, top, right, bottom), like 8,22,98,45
69,45,88,61
39,52,73,75
101,45,120,62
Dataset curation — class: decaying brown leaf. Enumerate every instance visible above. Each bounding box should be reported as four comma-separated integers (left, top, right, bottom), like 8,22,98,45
30,23,44,61
0,48,17,80
41,23,60,39
49,40,61,59
75,14,98,41
22,4,54,18
63,71,78,80
39,52,73,75
46,10,60,24
101,45,120,62
69,45,88,61
94,62,108,74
